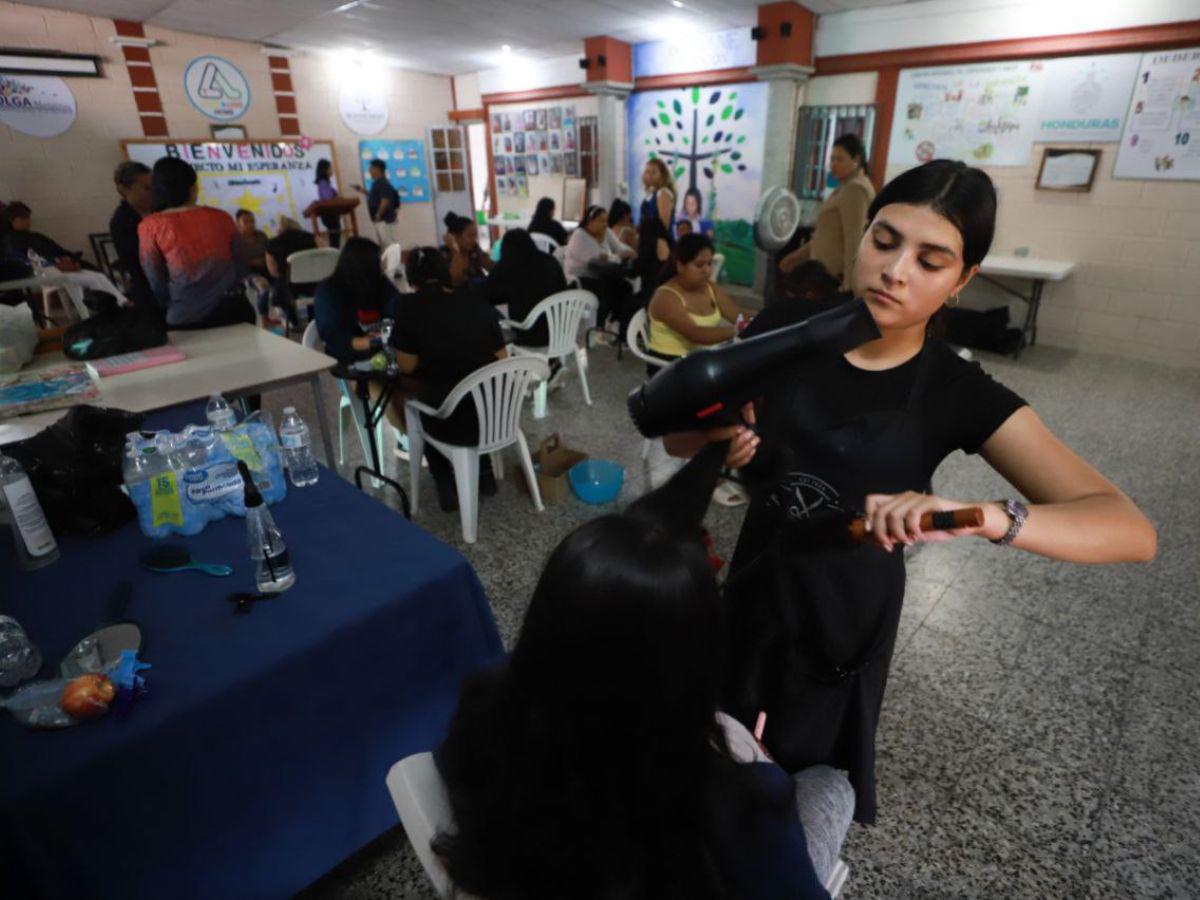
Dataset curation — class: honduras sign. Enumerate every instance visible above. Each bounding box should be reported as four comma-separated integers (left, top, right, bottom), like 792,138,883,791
0,75,76,137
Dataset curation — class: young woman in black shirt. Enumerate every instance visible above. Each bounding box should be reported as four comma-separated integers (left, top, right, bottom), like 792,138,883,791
665,160,1156,825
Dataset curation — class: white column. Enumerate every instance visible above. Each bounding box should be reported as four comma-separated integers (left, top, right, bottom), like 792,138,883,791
584,81,633,206
750,63,813,294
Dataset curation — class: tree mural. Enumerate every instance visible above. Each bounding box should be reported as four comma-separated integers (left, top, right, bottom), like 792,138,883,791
644,86,749,195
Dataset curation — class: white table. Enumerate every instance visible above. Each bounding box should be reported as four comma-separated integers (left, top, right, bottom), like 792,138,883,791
483,216,579,231
0,325,338,466
978,255,1075,358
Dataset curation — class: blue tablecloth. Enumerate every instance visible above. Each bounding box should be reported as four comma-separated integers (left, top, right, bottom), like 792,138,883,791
0,405,504,899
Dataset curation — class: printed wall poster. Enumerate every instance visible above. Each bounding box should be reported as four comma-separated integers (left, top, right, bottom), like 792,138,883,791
359,139,431,202
633,28,755,79
125,138,335,237
183,56,250,121
889,61,1044,167
340,82,388,135
627,82,768,284
1114,48,1200,181
0,74,76,137
1036,53,1140,143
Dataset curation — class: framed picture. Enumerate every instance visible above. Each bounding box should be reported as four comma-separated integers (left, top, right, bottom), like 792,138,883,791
535,108,547,129
514,155,526,175
514,132,526,153
549,154,562,174
503,135,513,153
564,154,578,176
549,107,562,130
526,154,539,176
502,113,513,132
211,124,246,140
549,130,561,152
491,114,502,132
523,110,535,130
1036,148,1101,192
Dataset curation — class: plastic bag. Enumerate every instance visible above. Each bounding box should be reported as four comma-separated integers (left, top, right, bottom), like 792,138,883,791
0,304,38,374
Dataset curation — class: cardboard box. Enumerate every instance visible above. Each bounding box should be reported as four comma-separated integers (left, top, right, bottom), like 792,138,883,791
516,433,587,503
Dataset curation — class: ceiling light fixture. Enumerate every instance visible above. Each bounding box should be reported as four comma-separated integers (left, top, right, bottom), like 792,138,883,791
501,44,512,53
670,0,684,7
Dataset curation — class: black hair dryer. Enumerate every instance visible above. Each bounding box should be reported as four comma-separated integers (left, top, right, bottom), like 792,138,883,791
627,298,881,438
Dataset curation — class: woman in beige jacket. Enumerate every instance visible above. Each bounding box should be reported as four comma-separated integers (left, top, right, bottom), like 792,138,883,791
779,134,875,289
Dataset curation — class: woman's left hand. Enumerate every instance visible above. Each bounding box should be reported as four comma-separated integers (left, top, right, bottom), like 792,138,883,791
863,491,995,552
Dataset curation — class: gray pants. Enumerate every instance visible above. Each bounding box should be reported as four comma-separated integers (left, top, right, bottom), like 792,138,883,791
793,765,855,885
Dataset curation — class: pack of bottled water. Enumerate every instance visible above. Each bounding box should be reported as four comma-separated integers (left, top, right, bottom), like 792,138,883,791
123,399,287,538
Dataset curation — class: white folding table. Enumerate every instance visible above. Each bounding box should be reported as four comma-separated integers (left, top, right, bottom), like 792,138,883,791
977,255,1075,358
0,324,338,466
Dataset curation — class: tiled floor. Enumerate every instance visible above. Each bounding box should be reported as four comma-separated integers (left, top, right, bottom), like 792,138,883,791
276,339,1199,900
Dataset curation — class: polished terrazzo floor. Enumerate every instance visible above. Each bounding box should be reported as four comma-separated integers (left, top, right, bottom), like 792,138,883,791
272,337,1199,900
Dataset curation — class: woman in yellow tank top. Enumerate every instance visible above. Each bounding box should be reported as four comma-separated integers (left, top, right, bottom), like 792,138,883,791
647,233,752,360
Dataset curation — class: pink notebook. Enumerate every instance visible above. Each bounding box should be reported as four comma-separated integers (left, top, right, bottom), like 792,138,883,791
86,345,188,377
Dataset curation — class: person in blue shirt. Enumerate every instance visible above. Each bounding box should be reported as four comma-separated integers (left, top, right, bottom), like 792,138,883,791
434,453,839,900
353,159,401,248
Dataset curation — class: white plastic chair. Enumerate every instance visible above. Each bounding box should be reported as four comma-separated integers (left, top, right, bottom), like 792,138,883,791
287,248,340,321
381,242,412,293
302,321,382,468
529,231,560,255
405,356,549,544
386,750,850,899
502,289,597,412
710,252,725,283
625,307,669,460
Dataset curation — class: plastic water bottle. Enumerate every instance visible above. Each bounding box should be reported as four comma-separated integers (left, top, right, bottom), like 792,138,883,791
239,461,295,593
0,616,42,687
0,450,59,570
278,407,319,487
205,393,237,431
26,248,45,278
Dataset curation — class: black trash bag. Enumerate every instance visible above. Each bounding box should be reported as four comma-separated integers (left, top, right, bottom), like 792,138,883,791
942,306,1023,354
62,299,166,361
6,406,143,537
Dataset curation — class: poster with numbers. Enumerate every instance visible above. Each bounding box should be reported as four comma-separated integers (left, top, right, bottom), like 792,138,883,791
889,61,1045,167
1114,47,1200,181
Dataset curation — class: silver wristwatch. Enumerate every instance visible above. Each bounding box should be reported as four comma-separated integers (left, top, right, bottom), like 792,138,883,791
990,499,1028,546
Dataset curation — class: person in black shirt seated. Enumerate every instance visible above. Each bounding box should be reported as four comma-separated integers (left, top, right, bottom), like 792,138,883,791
484,228,566,348
527,196,568,246
108,161,156,313
398,247,506,511
263,217,318,329
435,507,834,900
1,202,84,271
442,212,493,286
740,260,844,340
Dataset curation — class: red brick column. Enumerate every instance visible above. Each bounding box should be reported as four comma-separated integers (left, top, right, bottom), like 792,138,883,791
267,55,300,136
114,19,167,137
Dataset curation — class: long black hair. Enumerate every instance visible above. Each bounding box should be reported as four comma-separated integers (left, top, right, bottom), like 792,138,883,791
314,159,333,184
325,237,390,311
867,159,996,271
151,157,197,211
434,502,783,900
498,227,539,267
405,244,453,292
833,133,869,177
529,196,556,226
442,211,472,236
608,197,633,227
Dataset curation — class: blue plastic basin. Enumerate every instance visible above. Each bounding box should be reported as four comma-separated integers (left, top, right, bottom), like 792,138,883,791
568,459,625,504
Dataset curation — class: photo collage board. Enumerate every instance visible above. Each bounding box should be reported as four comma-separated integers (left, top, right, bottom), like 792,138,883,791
490,104,579,198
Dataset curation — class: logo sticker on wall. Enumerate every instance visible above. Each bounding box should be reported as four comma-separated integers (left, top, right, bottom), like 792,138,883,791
184,55,251,121
339,83,388,135
0,75,76,137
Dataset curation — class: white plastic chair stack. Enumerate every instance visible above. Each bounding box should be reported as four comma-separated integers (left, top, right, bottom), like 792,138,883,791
529,231,560,255
405,356,549,544
386,750,850,900
625,307,669,461
503,289,597,416
301,321,382,468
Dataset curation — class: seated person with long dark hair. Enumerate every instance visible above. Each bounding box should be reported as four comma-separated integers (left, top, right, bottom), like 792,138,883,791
442,212,493,285
740,260,844,340
647,233,750,362
435,500,836,899
138,157,252,329
565,205,637,337
397,247,506,511
484,228,566,347
263,216,319,330
313,236,401,364
608,197,638,250
527,196,568,246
